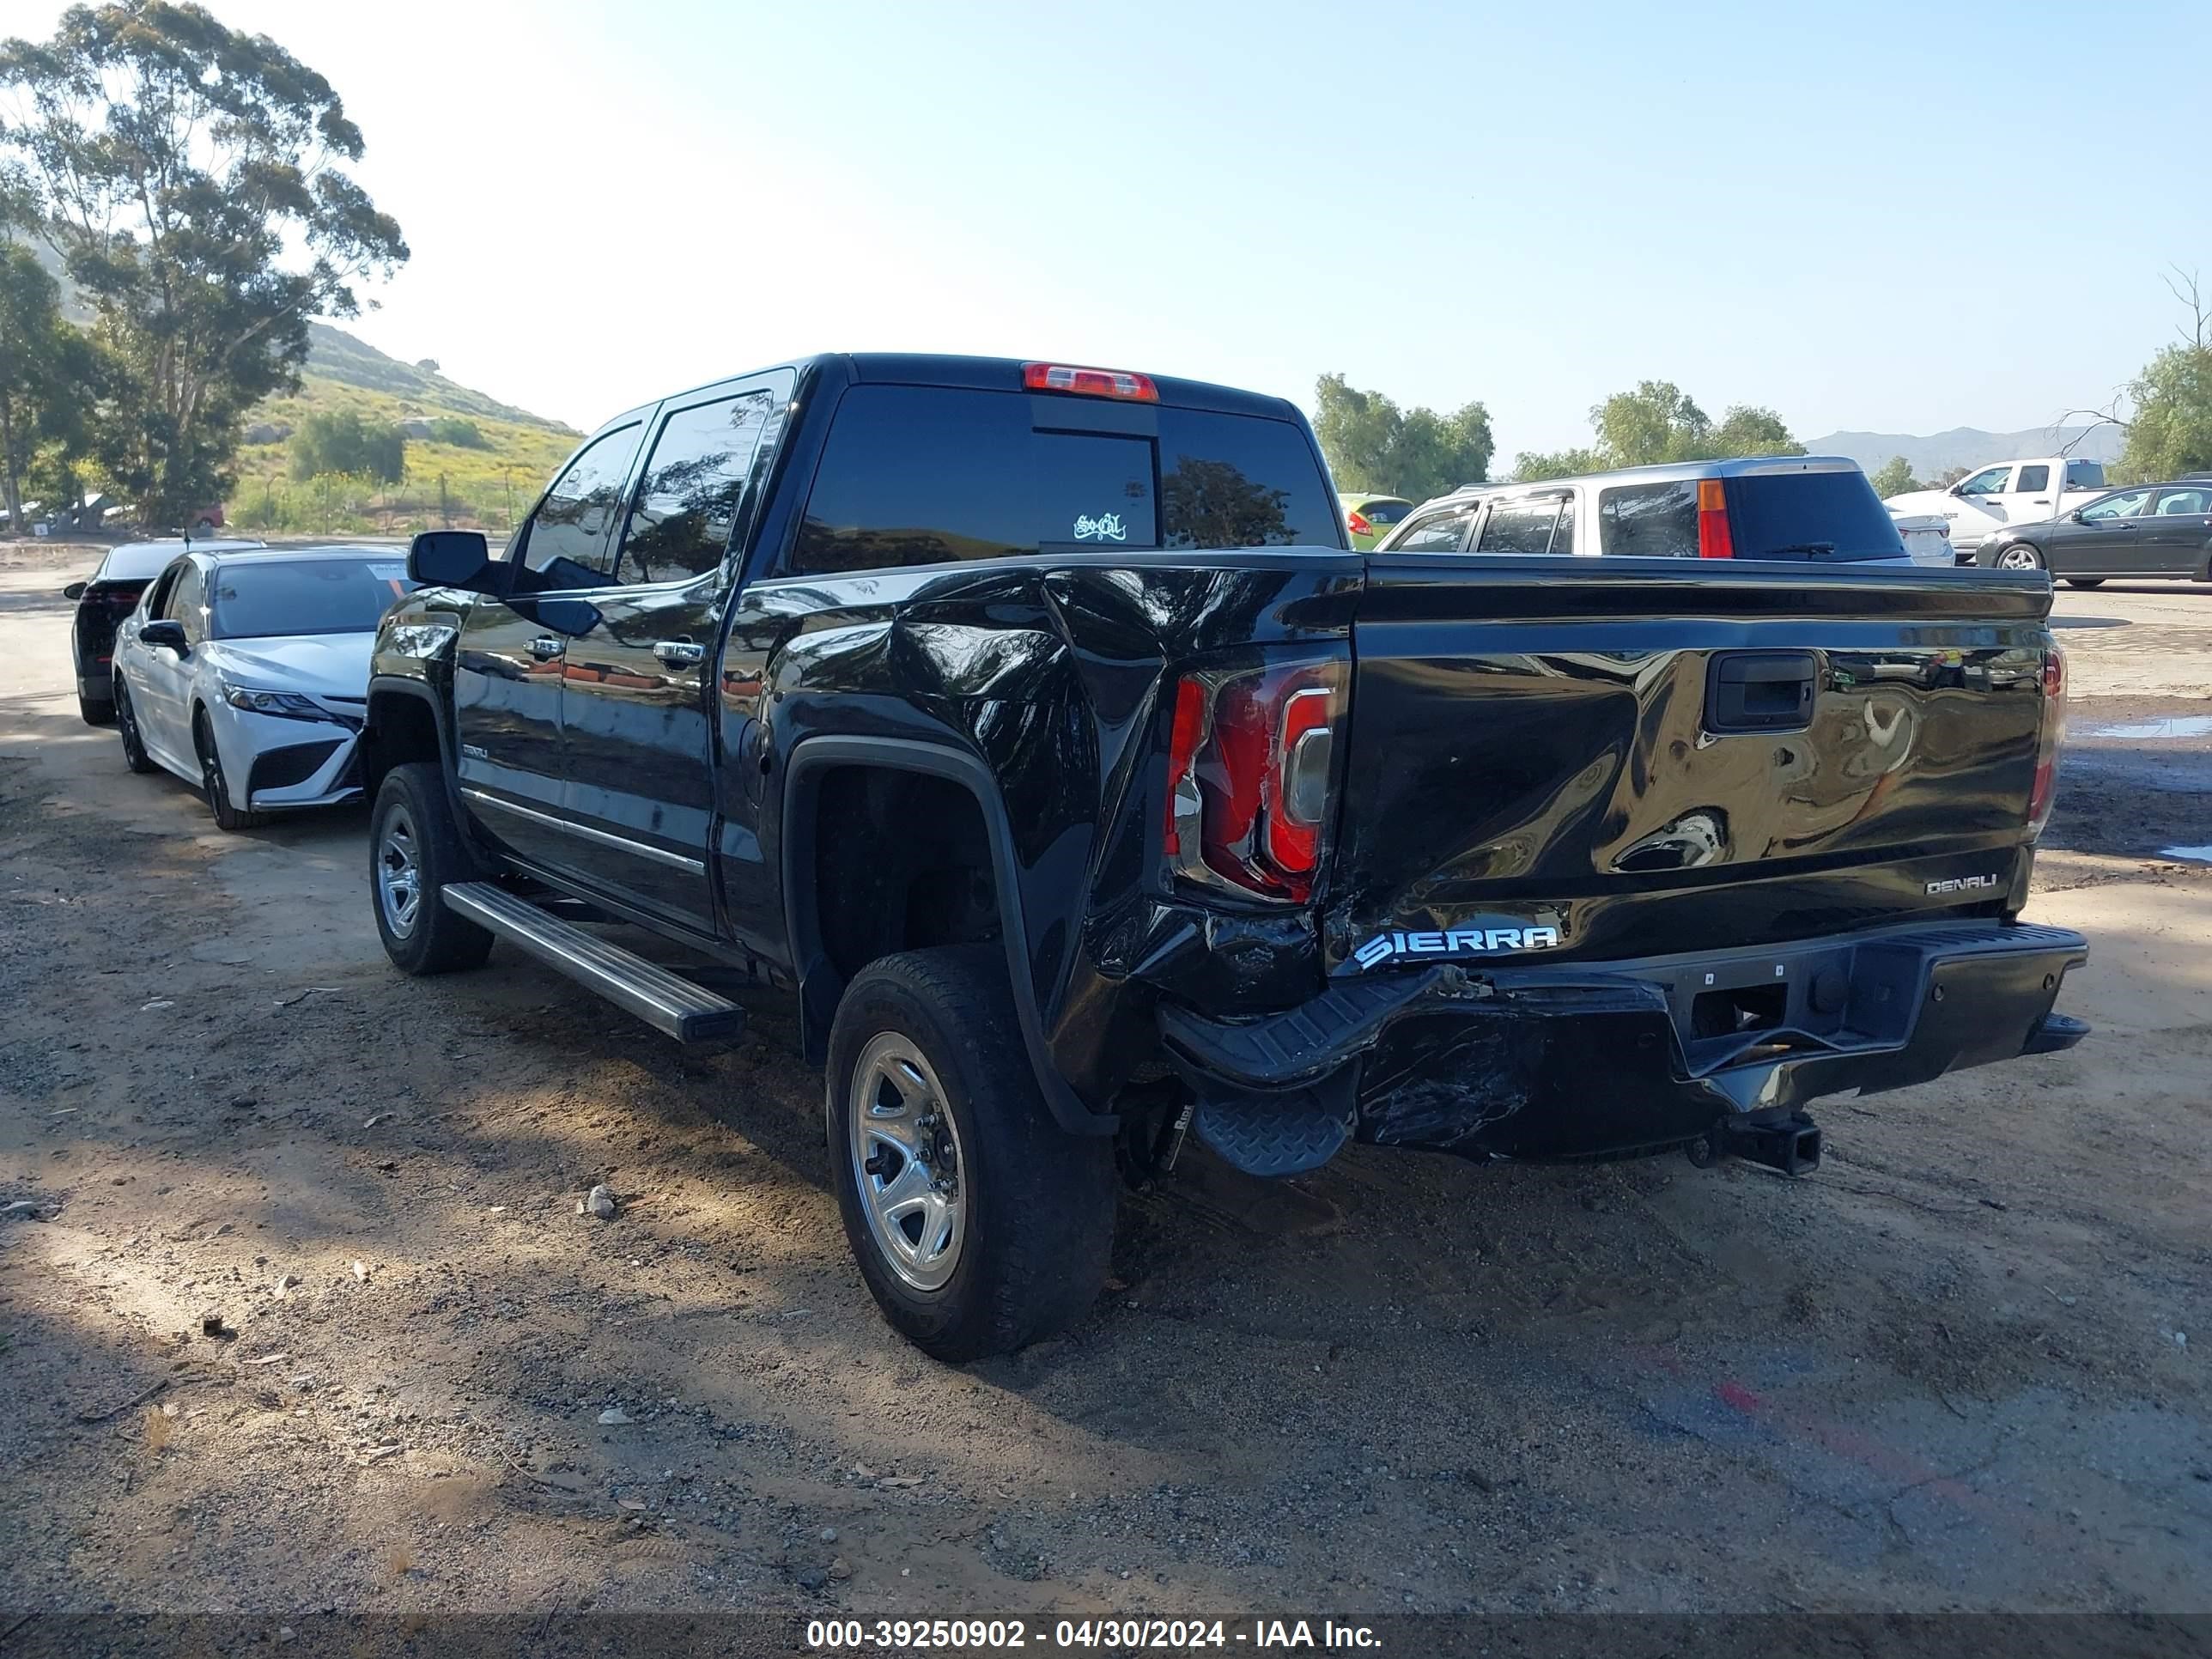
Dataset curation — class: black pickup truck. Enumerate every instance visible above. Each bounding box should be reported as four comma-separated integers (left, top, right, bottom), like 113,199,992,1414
362,354,2087,1359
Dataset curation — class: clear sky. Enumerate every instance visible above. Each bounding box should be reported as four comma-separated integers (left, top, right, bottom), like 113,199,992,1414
37,0,2208,458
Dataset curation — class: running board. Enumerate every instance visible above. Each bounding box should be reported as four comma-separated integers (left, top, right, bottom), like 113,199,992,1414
440,882,744,1044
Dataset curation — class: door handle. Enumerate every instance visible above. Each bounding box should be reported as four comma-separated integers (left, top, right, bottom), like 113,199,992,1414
653,639,706,668
527,636,564,659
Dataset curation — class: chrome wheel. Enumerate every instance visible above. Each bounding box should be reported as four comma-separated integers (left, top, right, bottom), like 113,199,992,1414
848,1032,966,1292
377,806,422,939
1995,544,2042,570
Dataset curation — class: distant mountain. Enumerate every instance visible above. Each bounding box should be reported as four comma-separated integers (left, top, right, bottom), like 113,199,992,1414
301,323,573,433
1806,424,2125,477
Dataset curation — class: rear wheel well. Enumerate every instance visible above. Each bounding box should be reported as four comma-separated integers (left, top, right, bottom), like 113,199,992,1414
361,690,444,805
810,766,1002,988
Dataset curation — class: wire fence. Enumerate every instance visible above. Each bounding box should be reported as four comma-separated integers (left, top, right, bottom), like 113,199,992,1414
232,470,529,540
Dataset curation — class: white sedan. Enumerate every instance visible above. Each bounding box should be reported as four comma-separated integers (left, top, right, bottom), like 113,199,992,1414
111,545,415,830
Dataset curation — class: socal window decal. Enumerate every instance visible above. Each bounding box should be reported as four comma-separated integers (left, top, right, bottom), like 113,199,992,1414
1073,512,1127,543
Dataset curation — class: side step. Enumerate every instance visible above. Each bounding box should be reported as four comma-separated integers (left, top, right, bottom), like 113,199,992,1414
441,882,744,1044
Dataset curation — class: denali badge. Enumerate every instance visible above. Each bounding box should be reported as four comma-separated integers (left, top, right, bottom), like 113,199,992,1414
1926,873,2000,896
1354,926,1562,970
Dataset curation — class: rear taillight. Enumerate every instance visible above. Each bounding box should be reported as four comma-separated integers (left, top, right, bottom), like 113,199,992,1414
1346,509,1373,538
2027,646,2064,840
1022,362,1158,402
1164,659,1346,903
1697,480,1735,559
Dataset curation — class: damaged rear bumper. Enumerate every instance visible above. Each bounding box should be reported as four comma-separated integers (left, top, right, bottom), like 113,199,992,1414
1157,920,2089,1174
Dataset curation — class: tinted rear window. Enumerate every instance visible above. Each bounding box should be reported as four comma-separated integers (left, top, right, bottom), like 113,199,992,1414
95,545,185,582
1598,473,1905,561
792,386,1338,575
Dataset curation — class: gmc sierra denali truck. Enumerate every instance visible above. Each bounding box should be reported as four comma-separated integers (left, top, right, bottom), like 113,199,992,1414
362,354,2087,1360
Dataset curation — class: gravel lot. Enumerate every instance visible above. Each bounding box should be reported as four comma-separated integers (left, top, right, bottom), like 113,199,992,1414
1,544,2207,1626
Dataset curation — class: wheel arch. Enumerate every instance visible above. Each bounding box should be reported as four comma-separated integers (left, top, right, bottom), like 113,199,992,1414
781,734,1114,1137
362,677,456,810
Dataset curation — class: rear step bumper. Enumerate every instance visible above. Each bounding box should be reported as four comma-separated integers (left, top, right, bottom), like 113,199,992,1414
1158,920,2088,1173
441,883,744,1043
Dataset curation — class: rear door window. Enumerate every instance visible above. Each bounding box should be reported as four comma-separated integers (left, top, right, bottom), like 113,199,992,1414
1474,495,1565,556
2014,464,2051,492
790,386,1337,575
616,392,775,583
1391,507,1475,551
2153,488,2211,516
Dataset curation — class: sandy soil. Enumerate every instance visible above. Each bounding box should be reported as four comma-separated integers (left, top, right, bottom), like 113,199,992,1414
1,546,2206,1627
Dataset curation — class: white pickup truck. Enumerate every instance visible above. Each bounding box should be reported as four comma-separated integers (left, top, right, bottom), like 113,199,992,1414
1883,456,2108,554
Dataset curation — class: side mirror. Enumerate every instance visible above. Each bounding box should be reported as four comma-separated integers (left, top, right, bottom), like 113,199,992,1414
63,580,86,600
1947,483,1968,497
141,619,188,653
406,529,492,590
2068,509,2086,523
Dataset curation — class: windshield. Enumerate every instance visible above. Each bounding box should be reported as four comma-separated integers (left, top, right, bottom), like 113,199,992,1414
208,558,416,639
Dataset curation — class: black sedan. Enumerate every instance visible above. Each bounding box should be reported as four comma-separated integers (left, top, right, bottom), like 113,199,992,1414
62,538,263,724
1976,482,2212,588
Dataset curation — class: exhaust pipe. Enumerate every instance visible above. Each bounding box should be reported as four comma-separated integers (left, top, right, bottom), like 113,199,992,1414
1692,1111,1822,1177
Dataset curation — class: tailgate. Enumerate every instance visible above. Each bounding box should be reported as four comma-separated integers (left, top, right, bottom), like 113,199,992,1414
1327,556,2056,971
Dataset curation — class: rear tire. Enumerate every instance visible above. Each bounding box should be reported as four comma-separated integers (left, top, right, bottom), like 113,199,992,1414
194,711,266,832
114,678,156,775
370,762,493,975
1993,544,2044,571
827,945,1117,1362
79,694,114,726
2063,578,2105,589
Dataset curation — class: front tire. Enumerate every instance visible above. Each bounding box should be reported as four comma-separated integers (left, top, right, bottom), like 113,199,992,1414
370,762,493,975
1993,544,2045,571
827,946,1117,1362
194,711,266,832
114,678,156,774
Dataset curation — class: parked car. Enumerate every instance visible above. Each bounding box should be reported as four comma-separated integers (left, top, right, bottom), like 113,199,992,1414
111,545,414,830
1376,456,1911,562
1340,492,1413,550
1975,481,2212,586
362,353,2085,1361
1882,456,2107,552
64,538,265,725
1891,513,1954,568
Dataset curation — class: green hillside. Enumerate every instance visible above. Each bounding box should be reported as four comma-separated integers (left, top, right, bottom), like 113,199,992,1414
26,234,575,535
295,323,570,431
228,325,580,538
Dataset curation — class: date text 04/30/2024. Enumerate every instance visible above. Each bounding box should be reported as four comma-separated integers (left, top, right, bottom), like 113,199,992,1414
805,1618,1383,1649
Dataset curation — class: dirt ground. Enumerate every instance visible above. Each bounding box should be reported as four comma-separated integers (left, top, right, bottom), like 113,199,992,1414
1,542,2206,1628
